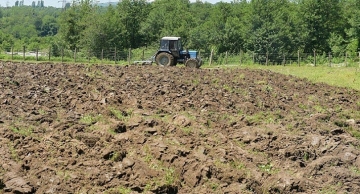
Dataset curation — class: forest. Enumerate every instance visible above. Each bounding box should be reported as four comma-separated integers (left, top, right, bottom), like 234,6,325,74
0,0,359,59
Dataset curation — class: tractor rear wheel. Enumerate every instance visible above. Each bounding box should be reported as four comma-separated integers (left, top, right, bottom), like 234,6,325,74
185,58,199,68
156,52,174,66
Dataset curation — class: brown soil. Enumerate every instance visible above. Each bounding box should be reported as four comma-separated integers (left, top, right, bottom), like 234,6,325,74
1,62,360,194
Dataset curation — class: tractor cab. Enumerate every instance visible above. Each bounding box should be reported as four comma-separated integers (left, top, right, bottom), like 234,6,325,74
159,37,183,58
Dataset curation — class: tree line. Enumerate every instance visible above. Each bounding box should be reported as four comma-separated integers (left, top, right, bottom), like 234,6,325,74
0,0,359,59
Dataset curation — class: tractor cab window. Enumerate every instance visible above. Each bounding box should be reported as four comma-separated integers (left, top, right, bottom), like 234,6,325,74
178,40,182,50
160,40,168,49
169,40,177,50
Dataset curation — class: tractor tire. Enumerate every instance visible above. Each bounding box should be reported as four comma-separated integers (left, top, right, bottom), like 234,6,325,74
155,52,174,66
185,58,200,68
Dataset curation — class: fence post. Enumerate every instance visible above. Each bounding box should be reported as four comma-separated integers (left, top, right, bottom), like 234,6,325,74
328,52,332,67
48,46,51,61
23,46,26,61
225,51,228,65
128,48,131,65
114,47,117,64
283,54,285,66
313,49,316,67
344,52,347,67
142,49,145,61
11,46,13,60
266,52,269,66
253,52,255,64
209,49,214,66
61,47,64,63
297,50,300,67
74,48,77,63
239,49,242,66
101,49,104,64
358,52,360,68
36,48,39,61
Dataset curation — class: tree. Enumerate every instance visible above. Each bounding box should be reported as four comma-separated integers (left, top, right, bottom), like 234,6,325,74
299,0,342,53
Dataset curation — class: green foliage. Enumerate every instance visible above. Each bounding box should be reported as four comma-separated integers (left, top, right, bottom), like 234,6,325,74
0,0,359,58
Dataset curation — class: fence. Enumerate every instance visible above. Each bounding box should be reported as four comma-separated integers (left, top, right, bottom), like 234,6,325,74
1,45,359,67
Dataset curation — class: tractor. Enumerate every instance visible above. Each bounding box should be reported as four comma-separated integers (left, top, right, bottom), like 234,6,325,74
153,37,202,68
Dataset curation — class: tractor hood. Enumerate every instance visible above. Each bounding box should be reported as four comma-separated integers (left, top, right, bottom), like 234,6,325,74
181,50,198,59
188,50,198,59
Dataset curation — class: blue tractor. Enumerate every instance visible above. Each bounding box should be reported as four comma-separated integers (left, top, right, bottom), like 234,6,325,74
154,37,202,68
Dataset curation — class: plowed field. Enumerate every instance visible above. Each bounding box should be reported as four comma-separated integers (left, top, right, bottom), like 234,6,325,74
1,62,360,194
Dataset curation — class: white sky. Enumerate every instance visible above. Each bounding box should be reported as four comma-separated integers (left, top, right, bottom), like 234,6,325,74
0,0,233,8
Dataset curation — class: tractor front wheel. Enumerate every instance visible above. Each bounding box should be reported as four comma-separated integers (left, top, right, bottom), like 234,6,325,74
155,52,174,66
185,58,200,68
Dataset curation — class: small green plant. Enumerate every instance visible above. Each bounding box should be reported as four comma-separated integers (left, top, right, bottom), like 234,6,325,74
258,162,278,174
181,127,192,135
164,167,176,186
109,108,133,122
104,186,132,194
10,126,32,136
351,166,360,175
80,114,102,125
209,182,220,191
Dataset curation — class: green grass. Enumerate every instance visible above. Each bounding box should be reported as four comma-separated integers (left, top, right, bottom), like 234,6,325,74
238,64,360,91
10,126,33,136
79,114,103,125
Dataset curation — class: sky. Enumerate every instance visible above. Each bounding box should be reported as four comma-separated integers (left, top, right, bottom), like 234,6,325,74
0,0,233,8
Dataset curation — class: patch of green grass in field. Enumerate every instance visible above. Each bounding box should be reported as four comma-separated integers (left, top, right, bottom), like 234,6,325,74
79,114,103,125
10,126,33,136
213,64,360,91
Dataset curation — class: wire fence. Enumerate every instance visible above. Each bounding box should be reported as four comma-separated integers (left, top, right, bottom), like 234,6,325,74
1,45,360,67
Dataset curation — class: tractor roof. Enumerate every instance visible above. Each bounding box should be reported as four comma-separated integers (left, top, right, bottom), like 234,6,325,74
161,37,181,40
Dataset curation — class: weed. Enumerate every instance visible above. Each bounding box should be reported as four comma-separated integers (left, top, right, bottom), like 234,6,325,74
80,114,102,125
110,108,133,122
10,126,33,136
350,166,360,175
230,161,245,170
209,182,219,191
104,186,132,194
164,167,176,186
318,186,337,194
345,126,360,140
38,109,46,115
258,163,278,174
313,105,324,113
181,127,192,135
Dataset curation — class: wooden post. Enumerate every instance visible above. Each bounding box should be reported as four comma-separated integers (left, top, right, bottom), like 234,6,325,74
114,47,117,64
209,49,214,66
297,50,300,67
11,46,13,60
36,48,39,61
358,52,360,68
266,52,269,66
48,46,51,61
283,54,285,66
225,51,228,65
101,49,104,64
74,48,77,63
142,49,145,60
328,52,332,67
253,52,255,64
61,48,64,63
239,49,242,66
313,49,316,67
128,48,131,65
23,46,25,61
344,52,347,67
